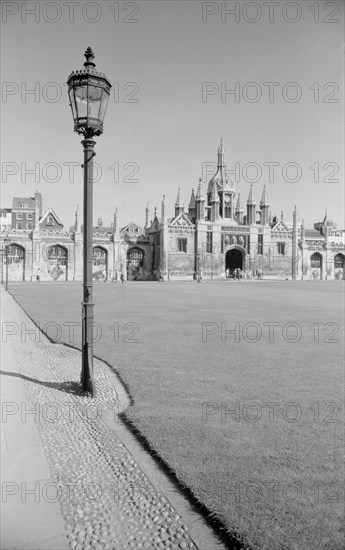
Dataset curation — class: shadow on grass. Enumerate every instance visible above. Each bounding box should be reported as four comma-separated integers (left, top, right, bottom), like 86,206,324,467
0,370,82,395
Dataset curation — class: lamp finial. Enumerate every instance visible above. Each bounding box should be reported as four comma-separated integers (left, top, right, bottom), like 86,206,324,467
84,47,96,67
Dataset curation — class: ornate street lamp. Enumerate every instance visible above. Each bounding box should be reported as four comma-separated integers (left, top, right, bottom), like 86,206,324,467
67,47,111,396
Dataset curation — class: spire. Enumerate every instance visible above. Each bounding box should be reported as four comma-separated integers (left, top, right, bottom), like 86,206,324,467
260,185,269,207
235,194,243,212
154,206,157,218
196,178,205,221
34,201,40,231
247,184,256,225
145,203,150,228
247,184,256,205
113,207,119,233
161,195,166,223
75,204,80,233
189,188,196,209
208,141,227,193
196,178,204,200
175,187,183,207
235,193,244,224
217,137,225,167
175,188,184,216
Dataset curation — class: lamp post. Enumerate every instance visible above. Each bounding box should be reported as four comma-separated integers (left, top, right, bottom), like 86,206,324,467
197,252,201,282
67,47,111,396
5,244,9,291
0,247,5,288
1,239,10,291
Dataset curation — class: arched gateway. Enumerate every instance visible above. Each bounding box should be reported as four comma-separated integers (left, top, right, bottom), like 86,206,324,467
225,248,244,273
127,247,145,280
5,244,25,281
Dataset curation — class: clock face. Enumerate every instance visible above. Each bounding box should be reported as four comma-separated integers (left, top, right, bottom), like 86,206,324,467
224,195,230,203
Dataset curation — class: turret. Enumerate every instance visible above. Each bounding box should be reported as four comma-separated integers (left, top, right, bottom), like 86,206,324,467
195,178,205,221
301,219,305,243
260,185,270,225
217,137,225,167
113,207,119,234
235,194,244,224
145,203,150,229
210,181,220,222
321,209,328,241
161,195,167,224
34,190,42,217
246,184,256,225
34,201,40,231
188,188,196,218
75,204,81,233
175,188,184,217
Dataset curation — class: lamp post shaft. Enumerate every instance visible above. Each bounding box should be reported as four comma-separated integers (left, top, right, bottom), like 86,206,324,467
5,247,9,291
81,138,96,395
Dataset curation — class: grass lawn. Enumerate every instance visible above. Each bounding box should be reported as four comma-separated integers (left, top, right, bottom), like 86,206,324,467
8,280,345,550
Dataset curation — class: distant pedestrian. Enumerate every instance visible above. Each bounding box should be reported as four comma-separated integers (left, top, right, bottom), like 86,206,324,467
159,270,164,282
36,268,40,283
120,272,125,283
167,270,172,282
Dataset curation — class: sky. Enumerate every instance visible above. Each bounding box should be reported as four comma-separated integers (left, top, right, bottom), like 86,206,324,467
1,0,344,229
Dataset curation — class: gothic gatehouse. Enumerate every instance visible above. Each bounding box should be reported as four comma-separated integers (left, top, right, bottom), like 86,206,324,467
1,141,344,282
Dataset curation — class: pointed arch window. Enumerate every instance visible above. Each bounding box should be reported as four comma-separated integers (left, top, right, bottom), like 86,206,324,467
177,238,187,253
93,246,107,266
334,254,344,269
48,245,67,265
7,244,25,264
310,253,322,268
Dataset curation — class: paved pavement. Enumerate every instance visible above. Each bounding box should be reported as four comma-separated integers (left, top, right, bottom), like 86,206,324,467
1,287,227,550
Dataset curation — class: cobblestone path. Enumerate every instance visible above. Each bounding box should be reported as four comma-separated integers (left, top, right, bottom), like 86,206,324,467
3,294,198,550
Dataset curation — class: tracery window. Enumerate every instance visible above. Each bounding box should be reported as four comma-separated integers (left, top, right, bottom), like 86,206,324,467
128,248,144,267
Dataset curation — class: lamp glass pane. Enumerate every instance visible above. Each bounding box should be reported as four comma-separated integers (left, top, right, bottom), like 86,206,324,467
98,90,110,123
68,89,77,119
74,85,89,118
87,85,103,119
